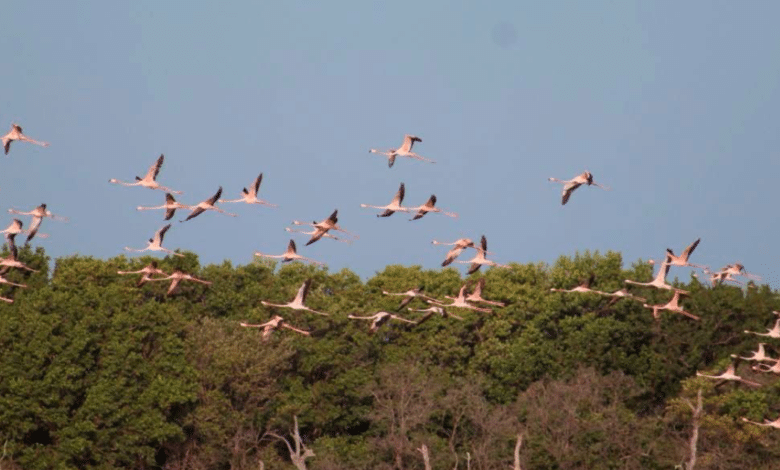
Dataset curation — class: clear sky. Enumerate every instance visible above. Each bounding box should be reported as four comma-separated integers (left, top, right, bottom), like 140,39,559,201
3,1,780,286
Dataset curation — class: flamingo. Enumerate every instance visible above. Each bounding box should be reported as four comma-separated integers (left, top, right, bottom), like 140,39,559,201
181,187,237,222
741,416,780,429
745,319,780,339
254,240,323,266
369,134,435,168
109,154,182,194
723,263,761,281
382,286,437,311
624,261,688,293
734,344,774,362
291,209,358,240
137,193,194,221
8,204,67,244
260,279,329,316
408,195,458,221
550,273,606,295
596,288,646,303
0,241,37,273
665,238,706,269
295,209,338,246
219,173,277,207
117,261,169,287
696,360,761,387
0,219,48,241
409,305,464,324
751,358,780,374
2,123,49,155
0,294,13,304
285,227,352,244
432,238,483,267
642,290,700,321
429,284,493,313
0,273,26,288
8,203,67,222
454,235,509,274
360,183,410,217
466,278,506,307
240,315,310,341
348,311,416,333
145,269,212,295
124,224,184,258
548,171,609,205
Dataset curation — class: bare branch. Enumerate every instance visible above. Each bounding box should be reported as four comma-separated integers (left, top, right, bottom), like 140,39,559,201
514,433,523,470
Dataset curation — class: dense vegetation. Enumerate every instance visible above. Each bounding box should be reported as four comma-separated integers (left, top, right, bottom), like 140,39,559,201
0,247,779,469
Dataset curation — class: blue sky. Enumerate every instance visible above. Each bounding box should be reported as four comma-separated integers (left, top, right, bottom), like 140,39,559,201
3,1,779,286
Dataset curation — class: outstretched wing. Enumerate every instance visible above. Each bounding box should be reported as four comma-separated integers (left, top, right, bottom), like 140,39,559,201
155,224,172,244
682,238,701,260
253,173,263,195
392,183,405,205
184,207,206,221
206,187,223,205
146,154,164,180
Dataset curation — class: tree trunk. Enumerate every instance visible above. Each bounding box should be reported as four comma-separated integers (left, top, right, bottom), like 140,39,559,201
418,444,432,470
685,389,703,470
513,434,523,470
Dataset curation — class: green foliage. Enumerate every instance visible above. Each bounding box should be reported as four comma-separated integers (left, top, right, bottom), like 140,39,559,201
0,249,777,469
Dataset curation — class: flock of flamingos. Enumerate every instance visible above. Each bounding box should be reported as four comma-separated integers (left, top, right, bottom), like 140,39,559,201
3,123,780,429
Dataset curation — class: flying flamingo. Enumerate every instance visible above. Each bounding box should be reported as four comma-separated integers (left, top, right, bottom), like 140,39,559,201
0,294,13,304
348,311,416,333
0,219,48,241
137,193,194,221
181,187,237,222
145,269,212,295
109,154,182,194
665,238,706,269
0,241,37,273
117,261,169,287
360,183,410,217
548,171,609,205
745,319,780,339
642,290,700,321
741,416,780,429
0,273,26,288
696,360,761,387
466,278,506,307
254,240,323,266
124,224,184,258
596,288,646,303
429,284,493,313
285,227,352,244
432,238,484,267
260,279,329,316
240,315,310,341
751,358,780,374
408,195,458,221
295,209,339,246
734,344,774,362
454,235,509,274
219,173,277,207
8,204,67,244
382,286,437,311
624,261,688,293
8,203,67,222
291,209,358,240
550,273,606,295
409,305,464,324
2,123,49,155
369,135,435,168
722,263,761,281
